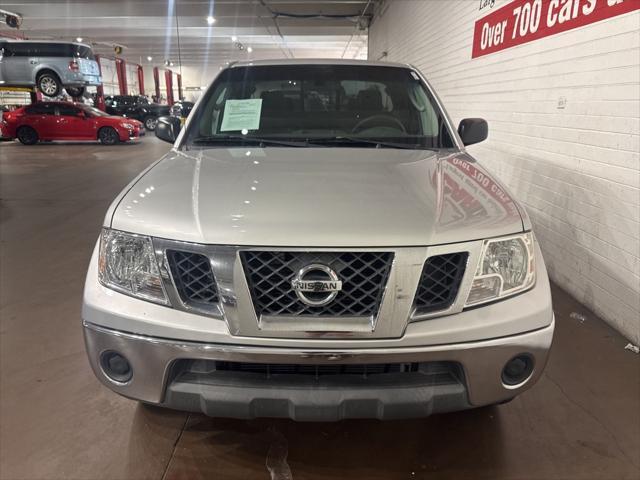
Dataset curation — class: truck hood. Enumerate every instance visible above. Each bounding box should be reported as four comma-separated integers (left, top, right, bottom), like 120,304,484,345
110,148,523,246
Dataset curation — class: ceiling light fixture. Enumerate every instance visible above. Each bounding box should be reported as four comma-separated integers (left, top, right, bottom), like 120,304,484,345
147,56,153,62
76,37,83,42
206,15,216,25
231,36,237,42
247,47,253,53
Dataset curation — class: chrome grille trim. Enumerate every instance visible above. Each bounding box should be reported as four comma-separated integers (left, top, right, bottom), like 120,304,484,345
413,252,469,315
153,239,225,318
150,239,486,339
166,250,220,308
240,251,394,317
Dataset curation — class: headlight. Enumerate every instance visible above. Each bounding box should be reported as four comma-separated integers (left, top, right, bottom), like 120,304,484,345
121,123,134,129
465,232,535,307
98,228,168,304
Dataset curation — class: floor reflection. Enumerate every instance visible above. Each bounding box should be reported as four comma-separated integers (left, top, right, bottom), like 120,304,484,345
159,407,505,479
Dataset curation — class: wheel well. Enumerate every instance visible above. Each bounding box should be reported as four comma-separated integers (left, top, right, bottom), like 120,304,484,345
36,68,61,83
17,125,37,135
16,125,39,141
97,125,116,139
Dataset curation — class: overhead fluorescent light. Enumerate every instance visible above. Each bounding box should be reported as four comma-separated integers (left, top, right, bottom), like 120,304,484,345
206,16,216,25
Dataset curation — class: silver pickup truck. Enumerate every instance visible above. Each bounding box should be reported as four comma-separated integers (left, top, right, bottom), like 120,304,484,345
82,59,554,421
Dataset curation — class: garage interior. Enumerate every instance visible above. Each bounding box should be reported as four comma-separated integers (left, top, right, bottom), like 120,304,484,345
0,1,639,479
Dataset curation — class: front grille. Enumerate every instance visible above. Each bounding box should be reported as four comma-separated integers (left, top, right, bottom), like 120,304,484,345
413,252,468,314
178,359,463,384
166,250,219,308
240,251,394,317
214,361,418,377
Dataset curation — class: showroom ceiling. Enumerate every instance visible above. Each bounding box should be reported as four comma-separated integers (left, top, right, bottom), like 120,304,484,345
1,0,374,68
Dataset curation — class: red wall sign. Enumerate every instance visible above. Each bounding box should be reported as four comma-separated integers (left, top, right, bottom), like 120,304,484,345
472,0,640,58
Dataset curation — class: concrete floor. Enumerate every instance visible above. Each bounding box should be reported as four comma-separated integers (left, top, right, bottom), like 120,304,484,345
1,136,638,480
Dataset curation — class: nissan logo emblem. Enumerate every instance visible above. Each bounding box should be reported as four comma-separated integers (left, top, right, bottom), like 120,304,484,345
291,264,343,307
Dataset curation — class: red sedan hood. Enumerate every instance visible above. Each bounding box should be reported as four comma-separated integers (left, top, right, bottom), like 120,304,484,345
100,116,142,127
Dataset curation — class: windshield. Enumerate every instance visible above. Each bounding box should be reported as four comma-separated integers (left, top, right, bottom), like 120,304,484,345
184,65,456,149
72,45,95,60
0,42,95,60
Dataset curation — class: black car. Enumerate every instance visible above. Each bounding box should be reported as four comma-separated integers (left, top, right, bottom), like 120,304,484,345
104,95,170,131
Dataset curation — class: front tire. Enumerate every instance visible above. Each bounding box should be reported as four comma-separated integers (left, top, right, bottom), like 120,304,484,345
143,115,158,131
65,86,85,98
98,127,120,145
16,126,39,145
37,72,62,97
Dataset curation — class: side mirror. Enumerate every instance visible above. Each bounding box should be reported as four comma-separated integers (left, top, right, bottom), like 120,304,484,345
458,118,488,146
155,115,182,143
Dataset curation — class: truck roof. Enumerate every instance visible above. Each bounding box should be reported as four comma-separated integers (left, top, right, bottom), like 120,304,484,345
229,58,411,69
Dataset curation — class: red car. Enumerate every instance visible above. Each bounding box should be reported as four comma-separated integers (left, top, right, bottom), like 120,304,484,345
0,102,145,145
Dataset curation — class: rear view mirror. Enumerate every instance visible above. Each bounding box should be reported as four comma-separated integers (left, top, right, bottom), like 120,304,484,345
458,118,488,146
155,116,182,144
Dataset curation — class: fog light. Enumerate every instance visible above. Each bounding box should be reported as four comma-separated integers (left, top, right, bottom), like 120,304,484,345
502,354,534,386
100,351,132,383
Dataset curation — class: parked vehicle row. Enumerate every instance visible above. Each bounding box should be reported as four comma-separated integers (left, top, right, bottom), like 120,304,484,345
105,95,171,131
0,40,170,144
0,101,144,145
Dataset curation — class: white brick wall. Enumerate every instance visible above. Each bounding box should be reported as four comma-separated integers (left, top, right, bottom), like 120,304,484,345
369,0,640,343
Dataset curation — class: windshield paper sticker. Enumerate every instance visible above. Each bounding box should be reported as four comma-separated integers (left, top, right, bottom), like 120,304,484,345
220,99,263,132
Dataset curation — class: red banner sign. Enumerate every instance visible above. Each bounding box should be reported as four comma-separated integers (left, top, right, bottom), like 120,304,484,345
472,0,640,58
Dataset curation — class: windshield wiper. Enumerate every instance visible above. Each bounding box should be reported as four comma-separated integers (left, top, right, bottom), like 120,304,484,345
191,135,436,150
306,136,434,150
191,135,310,148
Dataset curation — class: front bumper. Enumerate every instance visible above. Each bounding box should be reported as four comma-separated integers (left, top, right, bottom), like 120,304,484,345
0,120,14,140
118,127,144,142
83,318,554,420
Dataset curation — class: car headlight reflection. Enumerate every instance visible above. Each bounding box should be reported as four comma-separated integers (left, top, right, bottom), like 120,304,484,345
98,228,168,304
465,232,536,307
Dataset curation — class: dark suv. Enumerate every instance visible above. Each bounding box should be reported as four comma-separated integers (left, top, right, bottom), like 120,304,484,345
104,95,170,131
